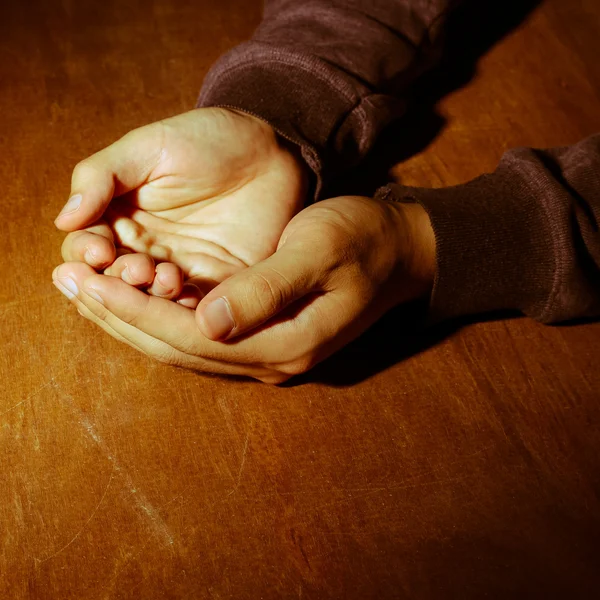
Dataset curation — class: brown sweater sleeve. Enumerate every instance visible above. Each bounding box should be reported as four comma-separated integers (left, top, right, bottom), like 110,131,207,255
377,134,600,323
198,2,599,324
197,0,458,195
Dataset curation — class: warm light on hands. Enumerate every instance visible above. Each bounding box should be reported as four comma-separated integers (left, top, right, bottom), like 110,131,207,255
53,195,435,383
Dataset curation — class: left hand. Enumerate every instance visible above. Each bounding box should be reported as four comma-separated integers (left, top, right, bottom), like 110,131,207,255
55,108,308,299
53,196,435,384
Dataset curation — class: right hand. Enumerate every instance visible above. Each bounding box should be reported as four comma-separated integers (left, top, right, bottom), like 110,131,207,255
53,195,435,383
55,108,308,301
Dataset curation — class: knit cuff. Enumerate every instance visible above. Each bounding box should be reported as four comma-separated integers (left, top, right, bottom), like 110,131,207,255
377,169,555,323
198,42,404,198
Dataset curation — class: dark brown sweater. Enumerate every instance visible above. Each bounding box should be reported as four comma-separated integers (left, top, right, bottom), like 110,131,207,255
198,0,600,324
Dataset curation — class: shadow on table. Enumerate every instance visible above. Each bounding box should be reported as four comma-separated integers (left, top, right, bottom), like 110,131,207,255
297,308,599,388
289,306,518,388
325,0,542,199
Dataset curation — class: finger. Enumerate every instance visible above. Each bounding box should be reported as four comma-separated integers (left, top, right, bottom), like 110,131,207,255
103,253,155,287
186,257,245,296
61,221,116,269
147,262,184,299
101,213,246,289
61,260,338,380
176,283,203,309
195,244,321,341
70,292,135,349
53,264,271,379
52,262,195,365
54,123,163,231
79,271,208,355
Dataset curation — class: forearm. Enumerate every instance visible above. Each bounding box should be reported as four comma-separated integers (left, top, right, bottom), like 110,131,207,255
379,134,600,323
198,0,460,196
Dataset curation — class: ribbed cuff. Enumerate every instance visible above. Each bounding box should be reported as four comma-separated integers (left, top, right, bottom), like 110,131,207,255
377,168,556,323
198,42,404,199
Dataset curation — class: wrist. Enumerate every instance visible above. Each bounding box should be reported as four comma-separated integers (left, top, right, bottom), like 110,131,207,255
224,107,311,193
388,201,436,304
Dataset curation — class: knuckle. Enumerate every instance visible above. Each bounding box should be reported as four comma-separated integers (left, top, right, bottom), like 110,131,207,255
279,354,314,377
123,310,143,329
116,300,149,328
247,269,293,315
144,336,182,367
85,301,109,323
323,225,346,250
153,347,179,366
71,158,95,180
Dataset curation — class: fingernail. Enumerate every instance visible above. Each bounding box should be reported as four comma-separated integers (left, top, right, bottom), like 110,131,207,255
203,297,234,340
84,248,96,264
85,287,105,305
122,267,135,285
53,279,75,300
57,276,79,297
56,194,82,219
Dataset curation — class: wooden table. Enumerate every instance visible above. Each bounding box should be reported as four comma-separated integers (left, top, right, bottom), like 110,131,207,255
1,0,599,597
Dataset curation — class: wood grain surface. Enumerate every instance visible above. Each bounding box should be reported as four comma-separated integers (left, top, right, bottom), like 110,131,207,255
1,0,599,598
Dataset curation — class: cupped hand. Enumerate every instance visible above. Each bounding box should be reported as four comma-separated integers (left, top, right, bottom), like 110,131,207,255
53,195,435,384
55,108,308,296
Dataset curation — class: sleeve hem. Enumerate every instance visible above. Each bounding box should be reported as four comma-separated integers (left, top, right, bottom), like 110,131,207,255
376,168,557,323
197,42,406,197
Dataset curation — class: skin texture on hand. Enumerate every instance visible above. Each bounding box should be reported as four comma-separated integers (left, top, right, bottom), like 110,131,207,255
56,108,308,299
53,195,436,384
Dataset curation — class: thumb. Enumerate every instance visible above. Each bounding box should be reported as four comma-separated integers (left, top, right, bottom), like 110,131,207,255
196,244,322,341
54,125,162,231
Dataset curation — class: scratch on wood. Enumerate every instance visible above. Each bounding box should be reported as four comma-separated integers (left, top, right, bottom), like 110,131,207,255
228,431,250,496
1,333,101,420
36,466,115,564
100,538,153,595
158,488,190,510
0,292,56,317
0,379,55,419
304,444,497,514
53,382,175,548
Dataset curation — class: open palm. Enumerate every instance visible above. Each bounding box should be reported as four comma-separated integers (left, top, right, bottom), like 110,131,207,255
57,108,307,295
